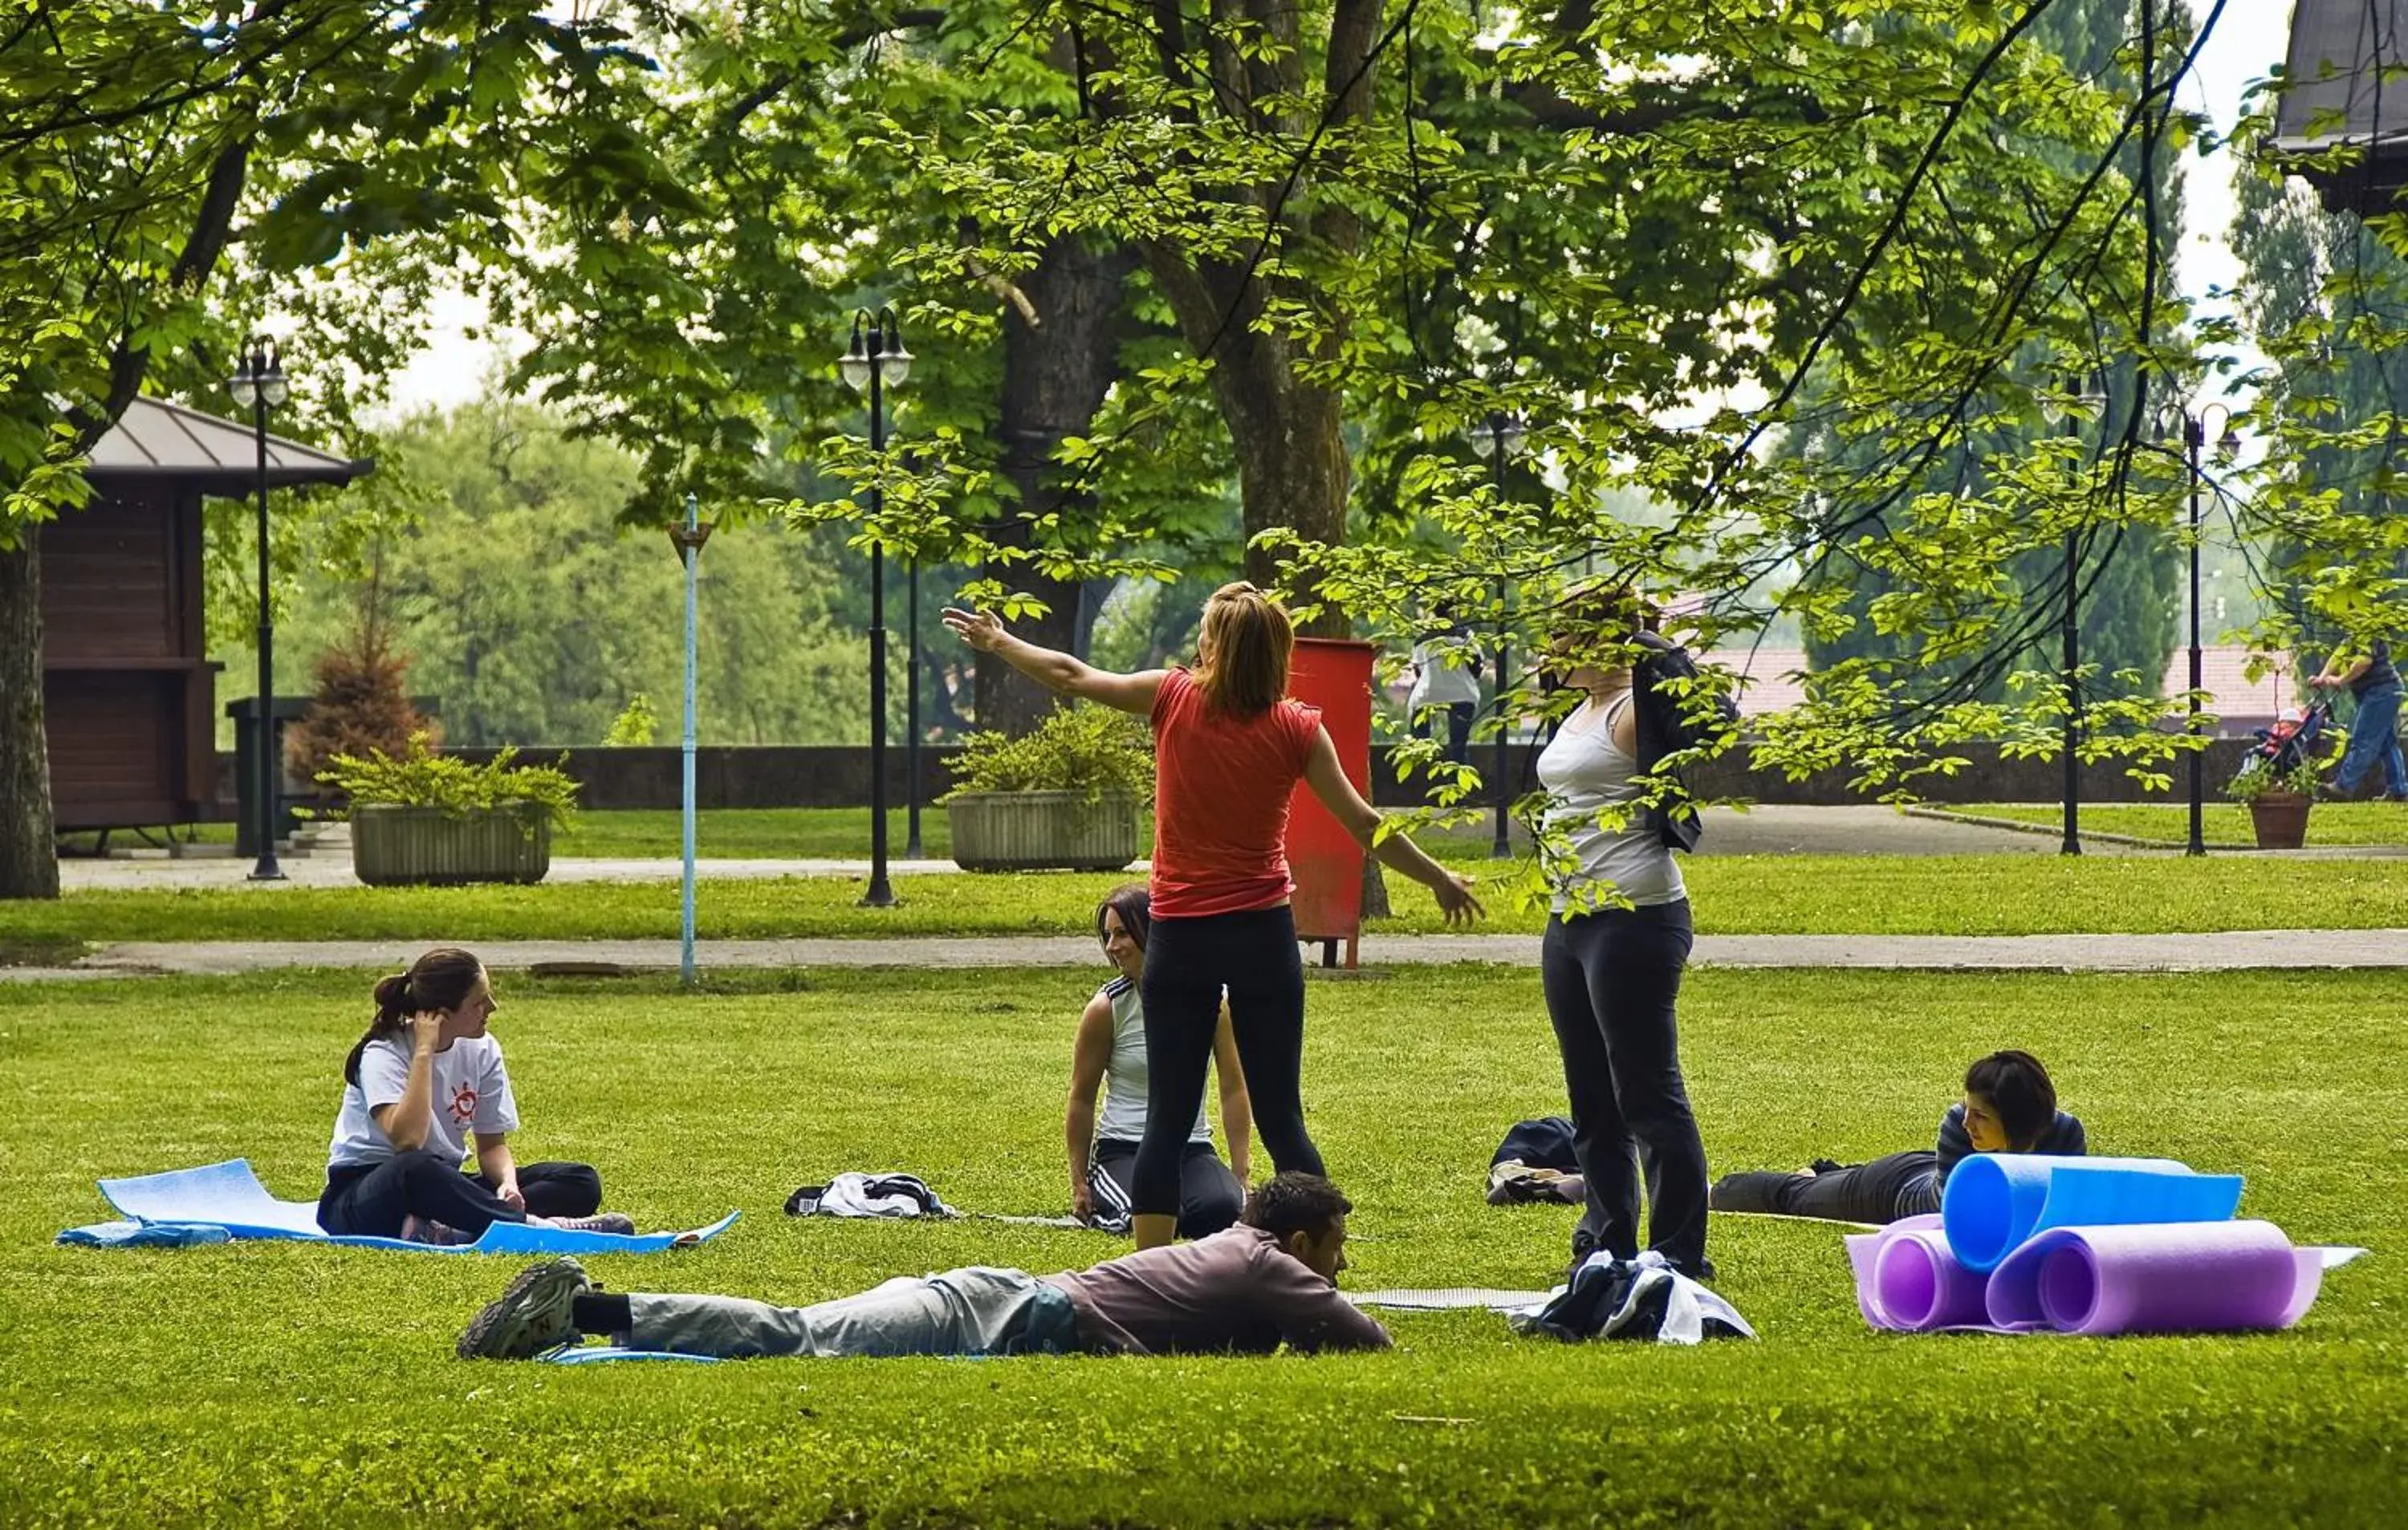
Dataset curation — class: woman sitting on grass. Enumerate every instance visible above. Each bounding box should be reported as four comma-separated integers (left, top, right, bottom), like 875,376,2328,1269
317,947,633,1243
1708,1049,2088,1226
1071,885,1251,1239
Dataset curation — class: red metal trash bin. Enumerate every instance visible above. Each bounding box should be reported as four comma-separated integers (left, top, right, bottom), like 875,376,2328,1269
1286,637,1377,968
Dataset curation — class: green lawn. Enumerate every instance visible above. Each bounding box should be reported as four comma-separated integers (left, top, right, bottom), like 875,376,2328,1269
552,805,971,859
0,966,2395,1524
1957,800,2408,848
11,853,2408,947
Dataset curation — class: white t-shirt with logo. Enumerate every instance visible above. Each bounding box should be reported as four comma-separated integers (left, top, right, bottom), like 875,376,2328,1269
327,1033,520,1172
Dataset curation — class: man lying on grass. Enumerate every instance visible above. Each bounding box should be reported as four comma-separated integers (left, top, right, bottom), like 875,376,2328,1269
459,1171,1391,1360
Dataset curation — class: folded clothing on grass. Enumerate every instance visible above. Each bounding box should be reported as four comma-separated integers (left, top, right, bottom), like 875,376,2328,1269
59,1159,738,1255
786,1172,960,1220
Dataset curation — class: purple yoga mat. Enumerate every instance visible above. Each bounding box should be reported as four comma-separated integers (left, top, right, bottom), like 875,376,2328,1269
1983,1221,2329,1335
1848,1215,2347,1336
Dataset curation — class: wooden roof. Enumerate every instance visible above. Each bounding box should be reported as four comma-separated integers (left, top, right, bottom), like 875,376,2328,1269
86,396,373,492
2273,0,2408,212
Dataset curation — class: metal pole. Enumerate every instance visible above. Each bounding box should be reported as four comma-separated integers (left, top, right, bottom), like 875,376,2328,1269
681,492,700,987
1491,432,1511,858
905,554,923,859
2186,419,2205,857
248,376,284,882
862,340,896,908
2060,414,2081,858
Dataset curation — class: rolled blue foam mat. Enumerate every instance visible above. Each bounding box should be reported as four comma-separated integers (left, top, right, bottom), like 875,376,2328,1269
1940,1155,2242,1273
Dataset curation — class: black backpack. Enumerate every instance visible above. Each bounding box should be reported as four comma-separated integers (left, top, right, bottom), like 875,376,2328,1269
1633,632,1741,759
1630,633,1738,852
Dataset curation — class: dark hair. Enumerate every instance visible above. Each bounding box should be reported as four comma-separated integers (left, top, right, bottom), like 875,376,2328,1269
1095,884,1152,952
344,947,485,1085
1240,1172,1352,1242
1192,581,1293,716
1964,1049,2057,1150
1540,582,1660,678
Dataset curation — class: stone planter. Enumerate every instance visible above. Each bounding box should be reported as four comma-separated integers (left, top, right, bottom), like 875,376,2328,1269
351,803,554,886
946,791,1141,873
2246,792,2312,851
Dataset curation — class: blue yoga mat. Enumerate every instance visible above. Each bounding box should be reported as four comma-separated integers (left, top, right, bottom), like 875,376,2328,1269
73,1158,738,1255
1939,1155,2246,1274
545,1346,722,1365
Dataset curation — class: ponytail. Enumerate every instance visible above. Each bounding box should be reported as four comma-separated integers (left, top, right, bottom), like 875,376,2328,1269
343,948,485,1085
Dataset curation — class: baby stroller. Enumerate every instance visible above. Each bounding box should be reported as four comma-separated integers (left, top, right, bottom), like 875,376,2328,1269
2231,698,2334,793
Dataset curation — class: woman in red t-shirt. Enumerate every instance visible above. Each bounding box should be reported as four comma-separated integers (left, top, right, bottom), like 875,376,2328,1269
946,582,1483,1247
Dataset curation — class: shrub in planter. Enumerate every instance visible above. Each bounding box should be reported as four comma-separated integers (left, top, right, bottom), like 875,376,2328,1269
2224,758,2320,850
316,734,580,885
943,706,1153,872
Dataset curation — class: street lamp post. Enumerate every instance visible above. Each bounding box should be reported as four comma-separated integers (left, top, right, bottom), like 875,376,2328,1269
2045,380,2104,857
2170,404,2240,857
1468,411,1525,857
905,554,923,859
229,336,289,882
842,307,913,908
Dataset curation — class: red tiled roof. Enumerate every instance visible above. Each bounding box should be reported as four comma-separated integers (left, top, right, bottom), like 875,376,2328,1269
1694,645,2298,731
1698,647,1810,716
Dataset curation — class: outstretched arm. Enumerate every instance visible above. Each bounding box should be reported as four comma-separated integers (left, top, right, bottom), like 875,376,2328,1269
1211,1003,1253,1182
1066,995,1114,1219
1300,726,1485,925
942,608,1167,716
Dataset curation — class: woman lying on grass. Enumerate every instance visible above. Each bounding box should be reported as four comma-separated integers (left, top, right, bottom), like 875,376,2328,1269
1070,885,1251,1239
317,946,633,1244
1708,1049,2088,1226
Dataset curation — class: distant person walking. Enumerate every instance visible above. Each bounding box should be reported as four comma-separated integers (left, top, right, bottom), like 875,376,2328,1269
945,582,1483,1249
1405,604,1482,766
2312,636,2406,801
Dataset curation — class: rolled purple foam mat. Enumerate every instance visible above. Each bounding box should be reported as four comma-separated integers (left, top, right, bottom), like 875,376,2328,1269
1941,1155,2243,1274
1983,1221,2323,1335
1872,1227,1993,1332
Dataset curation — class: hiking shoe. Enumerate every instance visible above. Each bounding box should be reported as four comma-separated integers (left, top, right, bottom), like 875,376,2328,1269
546,1212,635,1236
458,1257,592,1360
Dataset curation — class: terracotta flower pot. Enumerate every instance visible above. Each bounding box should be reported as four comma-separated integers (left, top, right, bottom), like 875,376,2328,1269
2245,792,2312,851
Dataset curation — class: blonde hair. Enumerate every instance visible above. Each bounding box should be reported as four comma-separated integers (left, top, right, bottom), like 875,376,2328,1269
1192,582,1293,716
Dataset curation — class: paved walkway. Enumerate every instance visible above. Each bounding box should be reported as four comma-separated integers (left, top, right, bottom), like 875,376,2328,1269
10,928,2404,983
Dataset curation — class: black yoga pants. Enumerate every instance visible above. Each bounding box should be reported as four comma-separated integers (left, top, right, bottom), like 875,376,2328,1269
1710,1150,1938,1226
1540,899,1709,1276
1135,904,1317,1219
1092,1138,1246,1239
317,1152,603,1238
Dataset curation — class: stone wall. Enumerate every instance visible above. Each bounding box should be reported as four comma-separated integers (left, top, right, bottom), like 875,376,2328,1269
222,739,2260,812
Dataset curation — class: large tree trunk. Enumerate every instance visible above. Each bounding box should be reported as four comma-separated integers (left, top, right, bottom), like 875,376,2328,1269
1222,359,1350,638
979,238,1137,733
1141,252,1355,641
0,525,59,899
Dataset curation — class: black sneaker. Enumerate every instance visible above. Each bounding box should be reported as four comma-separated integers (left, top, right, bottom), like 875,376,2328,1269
458,1257,592,1360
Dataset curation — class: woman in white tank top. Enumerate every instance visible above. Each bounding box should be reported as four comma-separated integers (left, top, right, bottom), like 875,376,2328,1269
1065,886,1251,1237
1529,589,1712,1282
